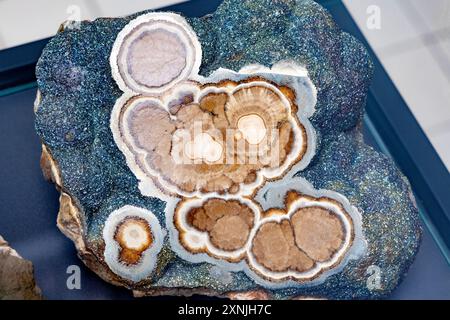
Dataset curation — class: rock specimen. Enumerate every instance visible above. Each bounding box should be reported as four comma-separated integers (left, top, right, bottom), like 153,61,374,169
0,236,43,300
35,0,422,299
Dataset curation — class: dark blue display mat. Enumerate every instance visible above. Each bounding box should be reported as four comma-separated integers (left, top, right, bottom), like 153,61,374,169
0,88,449,300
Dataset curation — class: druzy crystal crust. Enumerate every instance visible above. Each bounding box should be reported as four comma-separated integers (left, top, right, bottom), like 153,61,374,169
35,0,422,299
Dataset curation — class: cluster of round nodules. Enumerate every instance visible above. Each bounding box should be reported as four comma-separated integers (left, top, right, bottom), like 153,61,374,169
111,12,308,197
107,12,357,285
114,217,153,265
175,192,354,282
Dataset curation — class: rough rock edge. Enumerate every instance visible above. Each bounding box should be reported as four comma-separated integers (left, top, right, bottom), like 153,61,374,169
0,236,43,300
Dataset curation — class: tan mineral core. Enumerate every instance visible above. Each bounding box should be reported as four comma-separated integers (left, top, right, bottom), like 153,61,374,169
291,207,345,262
251,220,314,273
187,198,254,251
251,206,346,272
125,29,187,88
123,83,295,194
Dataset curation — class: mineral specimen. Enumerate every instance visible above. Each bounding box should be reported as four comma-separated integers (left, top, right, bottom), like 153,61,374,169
0,236,43,300
35,0,422,299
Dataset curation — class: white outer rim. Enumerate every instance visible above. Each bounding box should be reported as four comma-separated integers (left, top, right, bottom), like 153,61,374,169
110,12,202,96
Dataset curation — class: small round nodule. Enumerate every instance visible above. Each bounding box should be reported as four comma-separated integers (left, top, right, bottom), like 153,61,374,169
112,13,201,95
237,114,267,145
186,198,255,252
103,205,164,282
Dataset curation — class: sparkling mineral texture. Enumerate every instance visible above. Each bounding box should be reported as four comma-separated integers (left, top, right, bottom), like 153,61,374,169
35,0,422,299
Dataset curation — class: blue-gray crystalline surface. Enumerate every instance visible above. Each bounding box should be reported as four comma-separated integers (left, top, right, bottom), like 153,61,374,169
35,0,422,299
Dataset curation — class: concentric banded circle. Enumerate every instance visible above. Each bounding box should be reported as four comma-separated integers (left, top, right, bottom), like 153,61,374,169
111,13,202,95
